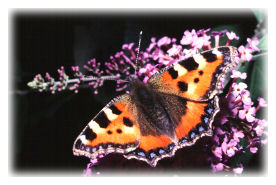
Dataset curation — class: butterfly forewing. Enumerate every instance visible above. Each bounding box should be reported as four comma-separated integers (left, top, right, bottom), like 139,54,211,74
148,46,237,101
73,94,141,159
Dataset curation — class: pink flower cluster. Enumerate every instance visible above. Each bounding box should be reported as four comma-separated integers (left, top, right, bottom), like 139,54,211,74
28,28,246,93
27,66,69,94
181,29,211,50
238,37,260,62
210,69,267,174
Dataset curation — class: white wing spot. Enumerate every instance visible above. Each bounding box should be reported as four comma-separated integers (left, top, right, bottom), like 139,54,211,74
187,83,196,95
104,108,118,121
89,120,105,134
212,48,222,57
193,54,207,70
174,64,187,77
79,135,88,145
122,126,134,134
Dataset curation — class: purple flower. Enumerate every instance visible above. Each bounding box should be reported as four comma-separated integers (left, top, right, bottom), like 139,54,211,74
157,36,171,47
212,146,222,159
233,165,243,175
253,119,267,136
238,45,253,62
232,82,248,97
211,163,224,172
226,31,240,40
146,37,157,52
171,38,177,43
250,147,258,153
224,145,237,158
231,69,247,79
158,56,172,66
180,29,197,45
83,158,98,176
238,106,256,122
167,44,182,56
231,107,239,117
213,134,220,145
261,139,268,145
138,63,159,83
221,137,238,157
83,167,92,176
257,97,267,107
232,127,244,141
192,35,211,49
216,127,226,135
241,90,253,106
183,48,198,59
196,28,211,35
220,117,228,125
247,37,260,52
122,42,134,50
211,30,228,37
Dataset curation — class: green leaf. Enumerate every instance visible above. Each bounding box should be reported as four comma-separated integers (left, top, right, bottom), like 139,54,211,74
258,33,267,51
231,148,253,168
237,53,266,102
248,54,266,101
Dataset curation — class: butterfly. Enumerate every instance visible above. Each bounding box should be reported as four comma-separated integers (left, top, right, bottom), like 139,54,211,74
73,46,237,167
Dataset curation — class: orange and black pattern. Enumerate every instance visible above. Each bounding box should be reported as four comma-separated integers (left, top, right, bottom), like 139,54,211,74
73,46,237,167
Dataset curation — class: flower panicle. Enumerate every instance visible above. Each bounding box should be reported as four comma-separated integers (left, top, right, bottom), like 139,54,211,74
28,28,256,94
210,66,267,174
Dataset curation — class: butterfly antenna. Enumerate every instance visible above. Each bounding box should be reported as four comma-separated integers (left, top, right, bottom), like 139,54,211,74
135,31,143,77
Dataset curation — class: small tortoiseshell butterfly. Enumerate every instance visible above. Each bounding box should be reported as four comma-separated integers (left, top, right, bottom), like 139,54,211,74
73,46,237,167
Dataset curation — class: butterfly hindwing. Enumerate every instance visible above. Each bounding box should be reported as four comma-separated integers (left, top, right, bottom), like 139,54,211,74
175,96,220,147
123,129,175,167
73,94,141,159
151,92,219,143
148,46,237,101
116,83,175,166
124,93,219,167
124,134,175,167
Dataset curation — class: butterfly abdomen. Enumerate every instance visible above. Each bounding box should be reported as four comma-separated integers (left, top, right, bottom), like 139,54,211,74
130,81,175,138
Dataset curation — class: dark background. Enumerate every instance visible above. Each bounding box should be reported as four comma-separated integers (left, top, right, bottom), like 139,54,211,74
11,9,265,175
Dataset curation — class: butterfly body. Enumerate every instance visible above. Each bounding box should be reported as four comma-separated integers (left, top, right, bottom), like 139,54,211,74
73,46,237,167
130,80,176,140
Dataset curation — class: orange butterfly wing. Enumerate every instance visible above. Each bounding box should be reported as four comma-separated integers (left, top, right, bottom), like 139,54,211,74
148,46,237,101
73,94,141,159
124,94,219,167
